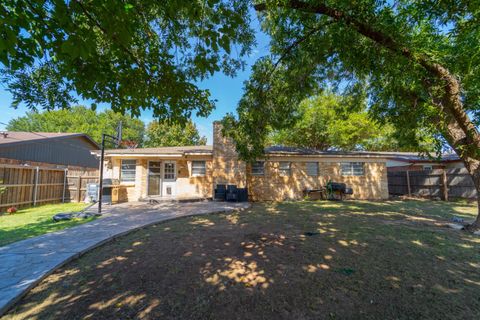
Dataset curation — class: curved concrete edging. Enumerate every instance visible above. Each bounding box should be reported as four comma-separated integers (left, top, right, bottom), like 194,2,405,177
0,201,250,316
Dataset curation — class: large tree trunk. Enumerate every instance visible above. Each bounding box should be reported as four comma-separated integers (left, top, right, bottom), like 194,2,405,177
255,0,480,230
465,161,480,230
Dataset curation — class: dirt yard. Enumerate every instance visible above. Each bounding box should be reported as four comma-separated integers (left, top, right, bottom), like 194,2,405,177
3,200,480,320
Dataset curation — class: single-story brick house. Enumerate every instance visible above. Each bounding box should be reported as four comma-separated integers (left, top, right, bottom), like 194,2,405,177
97,122,390,202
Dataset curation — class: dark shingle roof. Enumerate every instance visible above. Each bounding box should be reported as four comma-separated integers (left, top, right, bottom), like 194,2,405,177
98,143,461,162
264,146,461,161
265,146,392,157
0,132,99,149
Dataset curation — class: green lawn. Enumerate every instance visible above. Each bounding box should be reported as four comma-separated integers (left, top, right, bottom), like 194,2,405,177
3,200,479,320
0,203,93,247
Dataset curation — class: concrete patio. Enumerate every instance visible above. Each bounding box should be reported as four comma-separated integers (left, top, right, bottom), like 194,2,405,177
0,200,250,316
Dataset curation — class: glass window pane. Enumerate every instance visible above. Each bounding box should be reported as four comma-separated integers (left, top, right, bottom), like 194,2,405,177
279,161,291,176
120,159,136,182
340,163,351,176
148,161,161,174
341,162,364,176
192,161,206,175
252,161,264,175
164,162,175,179
306,162,319,176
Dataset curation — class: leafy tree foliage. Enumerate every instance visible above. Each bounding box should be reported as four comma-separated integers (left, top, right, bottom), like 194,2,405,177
223,0,480,228
268,92,434,151
144,120,207,147
6,106,145,145
0,0,254,120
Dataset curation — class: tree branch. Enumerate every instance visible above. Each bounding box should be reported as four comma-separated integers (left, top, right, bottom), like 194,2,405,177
254,0,480,150
267,21,332,79
74,0,149,75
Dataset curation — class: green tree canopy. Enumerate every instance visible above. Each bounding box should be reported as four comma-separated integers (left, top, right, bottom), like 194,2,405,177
144,120,207,147
268,92,434,151
6,106,145,145
1,0,254,120
221,0,480,228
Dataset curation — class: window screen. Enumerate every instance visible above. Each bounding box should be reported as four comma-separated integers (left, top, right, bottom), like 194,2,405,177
279,162,291,176
120,159,136,182
306,162,319,176
192,161,206,175
252,161,265,175
341,162,364,176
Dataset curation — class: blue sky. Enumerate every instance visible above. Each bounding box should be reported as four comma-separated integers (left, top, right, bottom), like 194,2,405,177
0,16,270,145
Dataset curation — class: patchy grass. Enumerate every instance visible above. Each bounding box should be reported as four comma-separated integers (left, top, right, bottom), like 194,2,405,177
0,203,91,247
3,200,480,320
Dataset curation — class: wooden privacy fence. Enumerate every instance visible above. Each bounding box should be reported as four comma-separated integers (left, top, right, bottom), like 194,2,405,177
387,168,477,200
0,164,98,211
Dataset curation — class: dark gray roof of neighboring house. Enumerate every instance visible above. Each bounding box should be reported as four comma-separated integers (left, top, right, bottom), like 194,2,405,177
0,132,99,149
385,152,461,162
102,145,213,155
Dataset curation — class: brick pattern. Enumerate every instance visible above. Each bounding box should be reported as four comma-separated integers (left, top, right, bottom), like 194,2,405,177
247,160,389,201
212,121,247,188
175,158,213,198
103,122,389,202
106,157,213,201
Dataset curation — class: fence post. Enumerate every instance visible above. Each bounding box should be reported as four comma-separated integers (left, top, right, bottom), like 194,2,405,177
62,168,68,203
406,170,411,197
442,169,449,201
32,166,39,206
77,176,82,202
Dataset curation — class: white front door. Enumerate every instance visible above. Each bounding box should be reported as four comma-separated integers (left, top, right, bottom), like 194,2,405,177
162,161,176,197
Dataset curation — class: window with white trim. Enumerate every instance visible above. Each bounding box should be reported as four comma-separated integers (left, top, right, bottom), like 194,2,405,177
423,165,433,171
279,161,291,176
120,159,136,182
306,162,319,176
252,161,265,175
341,162,364,176
164,162,176,180
192,161,206,176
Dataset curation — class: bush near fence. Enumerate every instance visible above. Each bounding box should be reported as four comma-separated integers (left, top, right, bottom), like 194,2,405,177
387,168,477,200
0,164,98,212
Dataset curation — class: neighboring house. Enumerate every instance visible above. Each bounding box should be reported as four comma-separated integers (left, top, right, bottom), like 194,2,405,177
97,122,391,202
0,132,99,169
385,152,463,172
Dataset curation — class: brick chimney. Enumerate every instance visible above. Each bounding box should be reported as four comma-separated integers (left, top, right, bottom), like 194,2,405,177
212,121,247,187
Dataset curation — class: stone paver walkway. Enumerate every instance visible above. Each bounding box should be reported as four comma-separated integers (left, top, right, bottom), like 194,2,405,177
0,201,249,315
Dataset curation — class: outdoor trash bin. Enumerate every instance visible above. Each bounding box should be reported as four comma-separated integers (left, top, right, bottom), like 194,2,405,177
214,184,227,201
236,188,248,202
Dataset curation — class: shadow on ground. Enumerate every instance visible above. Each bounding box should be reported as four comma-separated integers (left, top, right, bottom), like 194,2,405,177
3,200,480,320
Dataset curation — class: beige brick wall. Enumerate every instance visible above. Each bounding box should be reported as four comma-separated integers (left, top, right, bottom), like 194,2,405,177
247,158,389,201
107,156,213,201
103,123,389,202
176,158,213,198
212,121,247,188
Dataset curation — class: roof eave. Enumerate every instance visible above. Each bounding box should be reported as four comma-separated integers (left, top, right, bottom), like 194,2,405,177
265,152,389,159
